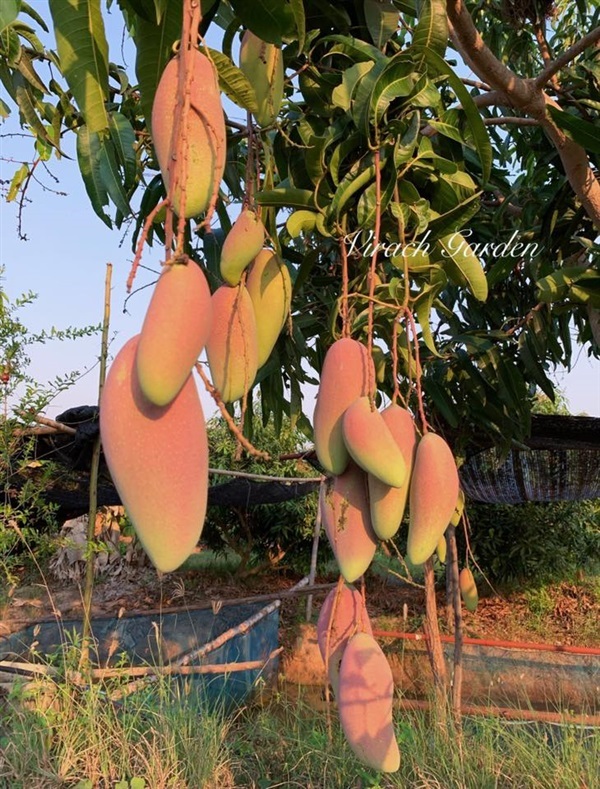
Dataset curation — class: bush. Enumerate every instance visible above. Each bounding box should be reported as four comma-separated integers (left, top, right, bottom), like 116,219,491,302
203,409,321,574
464,499,600,585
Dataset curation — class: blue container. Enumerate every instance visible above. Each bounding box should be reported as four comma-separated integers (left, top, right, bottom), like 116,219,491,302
0,601,280,707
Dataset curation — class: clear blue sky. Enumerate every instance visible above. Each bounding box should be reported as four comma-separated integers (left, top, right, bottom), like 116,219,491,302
0,4,598,420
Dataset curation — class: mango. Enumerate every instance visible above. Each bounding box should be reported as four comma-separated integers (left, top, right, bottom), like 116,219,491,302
460,568,479,612
316,584,372,697
205,284,259,402
338,632,400,773
220,209,266,286
407,432,459,565
239,30,284,127
450,487,465,527
136,261,212,407
152,49,226,218
342,397,407,488
246,248,292,367
100,336,208,573
436,534,447,564
320,462,377,583
313,338,375,475
368,404,418,540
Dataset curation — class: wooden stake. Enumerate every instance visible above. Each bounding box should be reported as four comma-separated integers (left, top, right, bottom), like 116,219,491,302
80,263,112,669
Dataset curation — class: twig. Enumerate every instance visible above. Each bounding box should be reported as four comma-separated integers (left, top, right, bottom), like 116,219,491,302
483,117,539,126
209,467,323,484
73,647,284,681
535,26,600,89
31,415,76,435
195,364,270,460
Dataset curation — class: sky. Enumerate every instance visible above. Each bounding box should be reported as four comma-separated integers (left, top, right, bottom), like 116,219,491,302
0,4,598,422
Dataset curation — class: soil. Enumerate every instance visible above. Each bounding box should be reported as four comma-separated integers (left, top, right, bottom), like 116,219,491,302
1,558,599,652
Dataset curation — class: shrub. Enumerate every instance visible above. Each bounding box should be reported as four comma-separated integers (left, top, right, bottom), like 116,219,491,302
464,499,600,585
203,408,321,574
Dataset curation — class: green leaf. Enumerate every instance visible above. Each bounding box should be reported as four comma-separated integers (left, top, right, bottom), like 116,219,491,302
411,0,448,62
202,46,258,114
332,61,374,111
289,0,306,52
76,125,111,227
518,333,554,400
414,270,446,355
228,0,296,44
537,267,600,306
363,0,399,49
153,0,168,23
21,2,49,32
133,0,182,128
15,85,62,152
326,34,386,64
427,191,481,238
6,162,28,202
0,0,21,33
547,106,600,155
98,138,131,217
16,49,48,93
425,378,459,427
48,0,109,133
427,119,465,144
108,111,137,190
422,49,492,183
0,26,21,65
327,155,381,222
368,53,416,132
286,210,318,237
356,153,396,227
436,232,488,301
256,187,315,209
0,97,10,117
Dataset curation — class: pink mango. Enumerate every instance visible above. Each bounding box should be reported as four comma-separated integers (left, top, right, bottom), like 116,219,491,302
316,584,373,697
407,432,459,565
136,261,212,406
320,462,377,583
100,336,208,573
342,397,407,488
313,338,375,475
368,404,418,539
338,632,400,773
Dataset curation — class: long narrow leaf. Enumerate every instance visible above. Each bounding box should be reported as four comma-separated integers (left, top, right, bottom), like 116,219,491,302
76,125,111,227
422,48,492,183
48,0,109,133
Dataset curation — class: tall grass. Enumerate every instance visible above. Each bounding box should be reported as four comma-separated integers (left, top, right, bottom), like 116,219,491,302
0,674,233,788
1,678,598,788
230,691,600,789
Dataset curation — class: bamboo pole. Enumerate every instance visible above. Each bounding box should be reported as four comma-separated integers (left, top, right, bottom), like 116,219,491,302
80,263,112,669
423,557,447,706
306,494,323,622
446,524,464,723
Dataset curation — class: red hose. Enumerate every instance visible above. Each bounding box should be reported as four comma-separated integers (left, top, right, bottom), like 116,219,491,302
371,629,600,656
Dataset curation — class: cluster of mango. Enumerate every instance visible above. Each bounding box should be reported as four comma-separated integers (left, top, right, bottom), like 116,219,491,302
314,337,461,575
313,337,481,771
99,33,289,573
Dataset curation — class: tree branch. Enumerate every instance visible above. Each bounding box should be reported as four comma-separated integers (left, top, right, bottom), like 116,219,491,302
534,25,600,89
446,1,600,229
446,1,534,106
483,117,539,126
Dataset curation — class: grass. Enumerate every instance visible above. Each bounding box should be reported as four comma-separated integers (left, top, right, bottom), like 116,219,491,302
1,671,599,789
0,675,234,788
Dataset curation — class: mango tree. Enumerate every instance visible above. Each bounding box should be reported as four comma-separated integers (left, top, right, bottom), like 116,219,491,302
1,0,599,763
